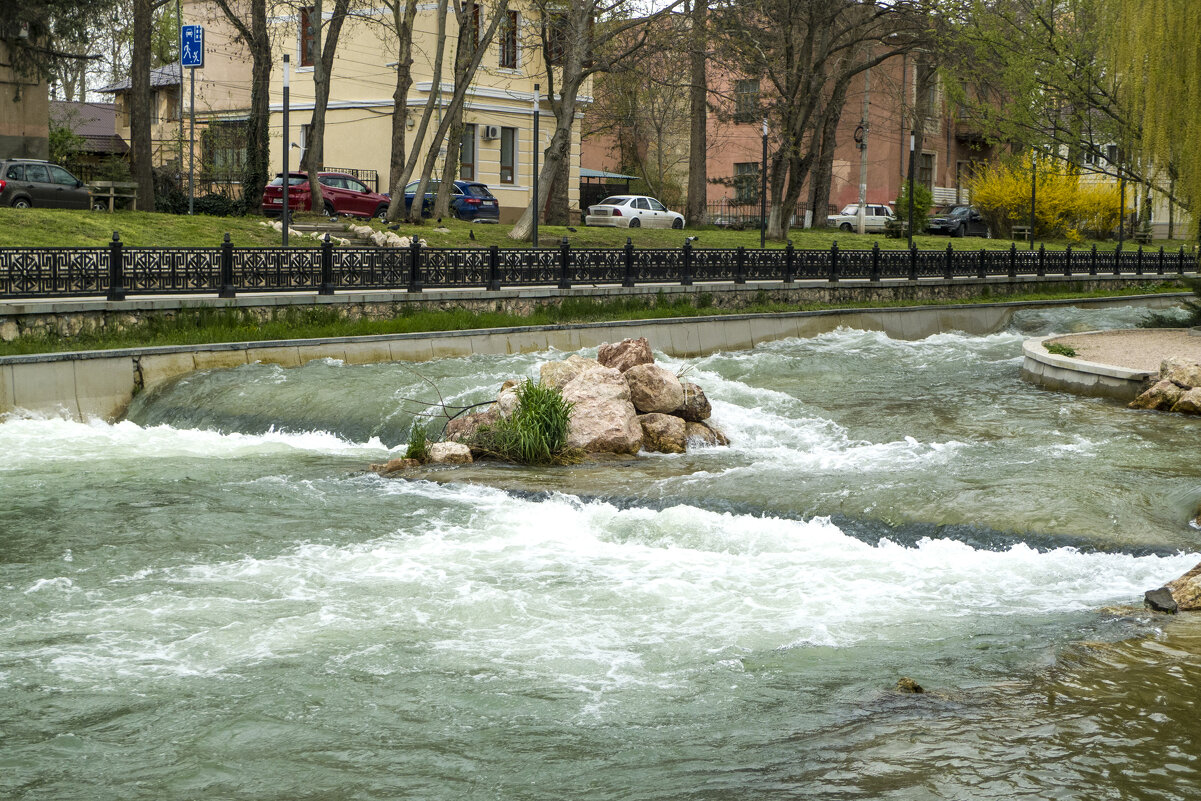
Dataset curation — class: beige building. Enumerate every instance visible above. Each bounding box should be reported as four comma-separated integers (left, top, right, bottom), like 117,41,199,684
179,0,583,221
0,42,50,159
98,64,184,172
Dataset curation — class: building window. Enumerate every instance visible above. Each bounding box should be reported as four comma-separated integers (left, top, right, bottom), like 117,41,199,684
734,162,759,204
545,13,568,67
919,152,935,189
500,127,516,183
461,124,476,181
300,7,316,67
203,121,249,180
499,10,518,69
734,79,759,123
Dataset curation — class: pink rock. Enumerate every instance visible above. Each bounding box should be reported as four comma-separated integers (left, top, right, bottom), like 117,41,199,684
597,337,654,373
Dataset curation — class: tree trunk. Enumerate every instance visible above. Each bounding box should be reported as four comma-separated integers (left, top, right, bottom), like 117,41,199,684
393,0,449,222
807,81,849,229
304,0,352,215
385,0,419,209
685,0,707,225
434,7,476,219
211,0,272,212
131,0,156,211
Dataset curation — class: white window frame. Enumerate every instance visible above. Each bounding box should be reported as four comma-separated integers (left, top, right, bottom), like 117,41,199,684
499,126,517,184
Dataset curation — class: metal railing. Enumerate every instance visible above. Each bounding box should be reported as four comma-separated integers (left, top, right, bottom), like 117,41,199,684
0,233,1195,301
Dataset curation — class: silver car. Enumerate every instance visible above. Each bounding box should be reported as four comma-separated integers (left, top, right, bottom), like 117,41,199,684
585,195,685,229
0,159,91,209
827,203,895,232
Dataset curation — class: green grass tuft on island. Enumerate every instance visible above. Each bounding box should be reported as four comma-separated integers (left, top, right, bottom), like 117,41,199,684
0,282,1187,357
0,207,1194,252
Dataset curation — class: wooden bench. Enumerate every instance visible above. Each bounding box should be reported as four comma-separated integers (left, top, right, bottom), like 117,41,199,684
1133,229,1154,245
883,219,909,239
1011,225,1032,243
88,181,138,212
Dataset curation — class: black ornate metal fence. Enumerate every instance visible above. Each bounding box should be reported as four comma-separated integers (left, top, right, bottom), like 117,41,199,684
0,232,1196,301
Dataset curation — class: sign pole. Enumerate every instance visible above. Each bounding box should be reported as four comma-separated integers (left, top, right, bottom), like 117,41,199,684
180,24,204,216
282,54,290,248
189,68,195,215
532,83,539,249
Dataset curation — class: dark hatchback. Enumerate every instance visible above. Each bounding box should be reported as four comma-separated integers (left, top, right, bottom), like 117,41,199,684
0,159,91,209
402,180,500,222
927,205,991,237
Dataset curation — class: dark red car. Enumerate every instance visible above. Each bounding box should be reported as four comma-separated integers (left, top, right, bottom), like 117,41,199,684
262,171,389,220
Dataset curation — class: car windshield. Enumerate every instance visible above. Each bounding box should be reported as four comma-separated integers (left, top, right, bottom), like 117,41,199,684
598,197,631,206
949,206,972,217
464,185,494,198
269,175,307,186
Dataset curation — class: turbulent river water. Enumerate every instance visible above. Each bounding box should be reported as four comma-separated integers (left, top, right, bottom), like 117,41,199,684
3,305,1201,800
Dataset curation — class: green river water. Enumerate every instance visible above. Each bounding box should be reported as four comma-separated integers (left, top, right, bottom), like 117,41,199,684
2,304,1200,800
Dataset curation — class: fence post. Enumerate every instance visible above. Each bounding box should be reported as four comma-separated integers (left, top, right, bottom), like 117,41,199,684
558,236,572,289
1114,244,1122,276
784,240,795,284
623,238,635,287
681,240,693,286
1157,246,1164,275
1180,246,1187,276
1089,244,1097,276
107,231,126,301
735,245,746,284
219,233,236,298
1063,245,1072,277
1036,243,1045,277
870,242,880,282
976,248,986,279
1008,242,1017,279
488,245,500,291
319,233,335,295
1136,245,1144,276
944,242,953,280
909,244,917,281
408,237,423,293
828,242,839,282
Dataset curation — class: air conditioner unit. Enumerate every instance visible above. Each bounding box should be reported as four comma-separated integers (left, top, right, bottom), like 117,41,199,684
482,125,501,140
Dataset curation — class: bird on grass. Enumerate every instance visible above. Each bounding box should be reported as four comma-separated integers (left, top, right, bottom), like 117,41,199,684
566,226,577,232
685,235,699,242
328,214,339,222
469,229,476,241
436,217,442,224
387,224,400,231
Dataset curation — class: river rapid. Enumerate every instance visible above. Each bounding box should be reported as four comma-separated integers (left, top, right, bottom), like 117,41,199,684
2,305,1200,800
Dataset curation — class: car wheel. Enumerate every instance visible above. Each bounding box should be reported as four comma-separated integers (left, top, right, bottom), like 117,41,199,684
374,205,389,221
92,201,108,212
628,218,640,229
12,198,31,209
324,201,336,217
839,222,852,232
672,217,684,229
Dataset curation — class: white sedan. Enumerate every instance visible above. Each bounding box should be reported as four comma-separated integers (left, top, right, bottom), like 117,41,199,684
826,203,895,232
585,195,685,229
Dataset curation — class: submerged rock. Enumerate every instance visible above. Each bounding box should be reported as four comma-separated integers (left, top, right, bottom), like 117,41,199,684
1145,587,1179,614
685,420,729,447
895,677,924,694
674,381,713,422
427,441,473,464
597,336,653,373
625,363,685,414
1130,379,1185,411
1164,562,1201,610
370,457,421,475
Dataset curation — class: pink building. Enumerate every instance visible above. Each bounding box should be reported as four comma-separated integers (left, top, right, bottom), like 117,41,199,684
582,52,994,223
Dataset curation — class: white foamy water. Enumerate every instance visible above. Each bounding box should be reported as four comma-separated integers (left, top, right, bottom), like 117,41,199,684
6,480,1194,688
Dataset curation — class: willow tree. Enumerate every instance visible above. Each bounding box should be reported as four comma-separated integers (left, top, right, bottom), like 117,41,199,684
1105,0,1200,229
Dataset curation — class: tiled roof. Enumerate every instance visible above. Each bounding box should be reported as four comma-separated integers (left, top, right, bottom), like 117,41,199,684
49,101,129,155
97,62,182,93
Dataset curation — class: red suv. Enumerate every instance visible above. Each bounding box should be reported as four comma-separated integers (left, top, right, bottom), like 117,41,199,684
262,171,389,220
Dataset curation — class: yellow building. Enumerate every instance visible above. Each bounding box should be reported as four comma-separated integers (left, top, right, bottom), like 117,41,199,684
181,0,584,222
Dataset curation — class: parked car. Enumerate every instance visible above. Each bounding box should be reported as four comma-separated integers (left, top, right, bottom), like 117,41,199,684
926,205,991,237
585,195,685,229
261,171,390,220
0,159,91,209
401,180,500,222
826,203,895,232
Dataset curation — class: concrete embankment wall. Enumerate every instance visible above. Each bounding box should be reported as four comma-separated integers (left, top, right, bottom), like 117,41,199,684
0,292,1187,422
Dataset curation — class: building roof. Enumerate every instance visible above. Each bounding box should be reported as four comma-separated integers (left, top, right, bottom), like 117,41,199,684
49,101,129,155
97,62,182,93
580,167,639,181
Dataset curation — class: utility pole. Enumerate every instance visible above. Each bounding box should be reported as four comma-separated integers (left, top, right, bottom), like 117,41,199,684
906,130,915,250
532,83,540,249
856,67,870,236
759,118,767,248
1029,146,1036,251
282,54,290,247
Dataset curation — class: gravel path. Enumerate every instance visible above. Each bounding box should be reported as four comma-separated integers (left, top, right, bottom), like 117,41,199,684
1049,329,1201,372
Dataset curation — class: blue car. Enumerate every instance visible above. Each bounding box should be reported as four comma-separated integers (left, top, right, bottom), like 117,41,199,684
402,180,500,222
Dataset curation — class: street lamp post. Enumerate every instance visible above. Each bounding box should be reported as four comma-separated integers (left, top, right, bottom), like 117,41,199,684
532,83,540,249
906,131,915,250
760,117,767,249
282,54,290,247
1029,146,1037,251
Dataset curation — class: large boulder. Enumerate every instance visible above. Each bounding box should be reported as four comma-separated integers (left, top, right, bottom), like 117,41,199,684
625,363,685,414
445,406,502,444
597,337,654,373
1170,387,1201,415
560,366,643,454
638,413,687,454
1161,358,1201,389
674,381,712,422
370,457,420,475
540,354,601,392
685,420,729,447
1164,562,1201,610
427,441,474,464
1130,379,1186,411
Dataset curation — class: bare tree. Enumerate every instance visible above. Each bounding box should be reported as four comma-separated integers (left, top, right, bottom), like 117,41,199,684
685,0,708,224
209,0,272,211
509,0,686,240
376,0,420,210
302,0,354,215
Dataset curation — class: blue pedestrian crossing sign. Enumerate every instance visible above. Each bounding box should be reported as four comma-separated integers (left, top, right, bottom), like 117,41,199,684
181,25,204,68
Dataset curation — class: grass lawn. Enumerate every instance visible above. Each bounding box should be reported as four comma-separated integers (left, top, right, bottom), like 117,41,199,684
1,207,1194,253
